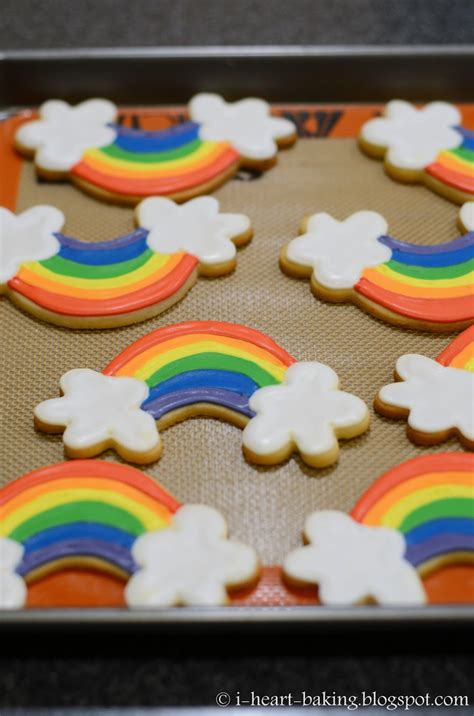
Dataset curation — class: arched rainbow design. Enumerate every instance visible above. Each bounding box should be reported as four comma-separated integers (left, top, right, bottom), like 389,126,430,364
71,122,241,203
0,461,180,582
351,453,474,575
436,324,474,372
355,226,474,329
7,228,198,326
425,128,474,202
103,321,296,424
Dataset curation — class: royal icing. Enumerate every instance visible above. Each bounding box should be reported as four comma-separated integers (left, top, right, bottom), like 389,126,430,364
137,196,251,265
283,207,474,329
460,202,474,233
125,504,258,606
360,100,462,170
0,206,63,285
189,93,296,161
286,211,391,289
351,453,474,583
34,369,161,457
283,511,426,605
378,354,474,441
0,537,27,609
15,99,118,172
243,362,369,463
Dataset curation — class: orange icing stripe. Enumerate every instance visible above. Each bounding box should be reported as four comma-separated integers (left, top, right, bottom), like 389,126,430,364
425,162,474,194
8,255,198,316
0,477,174,522
16,253,183,300
362,268,471,299
112,332,292,377
437,326,474,367
104,321,296,375
360,472,472,525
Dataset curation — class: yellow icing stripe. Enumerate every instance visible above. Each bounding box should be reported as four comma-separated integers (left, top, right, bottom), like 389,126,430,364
122,340,288,382
84,142,224,173
375,263,473,288
376,484,473,529
20,252,173,290
0,488,163,536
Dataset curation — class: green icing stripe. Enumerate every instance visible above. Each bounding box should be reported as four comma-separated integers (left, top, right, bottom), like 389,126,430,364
146,353,280,389
387,258,473,280
450,146,474,163
9,502,144,542
39,249,154,279
398,498,473,533
100,138,202,163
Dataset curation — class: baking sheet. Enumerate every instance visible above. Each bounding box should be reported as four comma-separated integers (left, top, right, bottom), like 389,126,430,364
2,108,469,563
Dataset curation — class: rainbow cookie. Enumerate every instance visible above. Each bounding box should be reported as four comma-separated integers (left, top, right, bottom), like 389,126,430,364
351,453,474,586
359,101,474,204
283,510,426,605
34,321,369,467
1,199,252,328
14,95,297,206
375,326,474,449
0,460,259,608
280,205,474,332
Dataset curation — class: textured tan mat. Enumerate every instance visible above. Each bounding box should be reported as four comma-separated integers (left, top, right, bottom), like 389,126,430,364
1,134,464,564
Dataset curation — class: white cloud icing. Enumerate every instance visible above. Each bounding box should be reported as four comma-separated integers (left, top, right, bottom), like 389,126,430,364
460,202,474,233
283,511,426,605
0,538,27,609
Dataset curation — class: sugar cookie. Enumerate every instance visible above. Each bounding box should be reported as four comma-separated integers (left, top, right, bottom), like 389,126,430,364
0,460,258,608
1,198,252,328
34,321,369,467
351,453,474,580
15,95,297,206
375,326,474,448
283,510,426,605
280,206,474,332
359,100,474,204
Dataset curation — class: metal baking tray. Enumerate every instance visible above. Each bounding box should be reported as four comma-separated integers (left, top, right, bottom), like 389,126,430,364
1,46,473,632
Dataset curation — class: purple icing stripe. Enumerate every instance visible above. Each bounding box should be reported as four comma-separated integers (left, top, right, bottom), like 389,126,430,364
144,388,255,420
56,228,149,251
17,540,137,577
405,534,474,567
379,233,474,254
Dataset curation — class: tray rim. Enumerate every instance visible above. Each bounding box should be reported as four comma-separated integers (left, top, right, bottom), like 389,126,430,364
1,45,473,630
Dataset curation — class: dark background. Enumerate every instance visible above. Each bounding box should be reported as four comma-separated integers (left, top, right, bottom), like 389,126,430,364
1,0,473,708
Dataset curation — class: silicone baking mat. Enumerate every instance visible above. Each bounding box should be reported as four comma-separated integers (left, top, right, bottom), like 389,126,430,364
1,104,473,607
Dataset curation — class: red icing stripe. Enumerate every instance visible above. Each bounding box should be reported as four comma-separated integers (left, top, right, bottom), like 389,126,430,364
8,255,198,316
71,148,240,197
425,162,474,194
0,460,180,511
351,453,474,522
355,277,474,323
104,321,297,375
437,326,474,366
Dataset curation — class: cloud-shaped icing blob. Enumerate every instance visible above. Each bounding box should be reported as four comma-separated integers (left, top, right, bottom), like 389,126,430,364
0,206,63,284
361,100,462,171
15,99,118,172
243,361,369,467
137,196,251,266
286,211,391,289
189,93,296,161
283,511,426,605
34,369,161,460
378,354,474,441
460,202,474,234
125,504,259,606
0,537,27,609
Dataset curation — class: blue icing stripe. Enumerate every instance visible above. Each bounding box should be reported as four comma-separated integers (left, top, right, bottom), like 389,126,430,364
22,523,136,554
112,121,201,153
57,229,149,265
405,518,474,546
142,369,259,407
389,243,474,268
457,126,474,151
